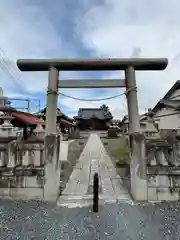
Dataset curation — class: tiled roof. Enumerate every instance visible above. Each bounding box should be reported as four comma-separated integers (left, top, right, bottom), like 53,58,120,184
0,106,76,127
12,111,42,125
36,107,73,122
151,80,180,114
0,106,43,125
75,108,112,120
60,118,76,126
36,107,63,116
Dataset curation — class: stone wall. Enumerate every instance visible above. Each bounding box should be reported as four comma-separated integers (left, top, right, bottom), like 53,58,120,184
146,132,180,201
0,136,61,201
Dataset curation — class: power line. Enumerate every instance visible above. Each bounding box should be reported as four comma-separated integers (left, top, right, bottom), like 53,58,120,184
0,48,25,92
0,47,41,112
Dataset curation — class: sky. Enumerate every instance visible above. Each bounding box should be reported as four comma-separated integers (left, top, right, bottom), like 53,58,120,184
0,0,180,119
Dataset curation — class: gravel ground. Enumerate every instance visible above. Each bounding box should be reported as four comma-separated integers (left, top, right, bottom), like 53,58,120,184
0,199,180,239
60,138,88,193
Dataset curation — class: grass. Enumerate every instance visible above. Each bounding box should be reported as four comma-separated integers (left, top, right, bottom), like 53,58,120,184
115,146,131,165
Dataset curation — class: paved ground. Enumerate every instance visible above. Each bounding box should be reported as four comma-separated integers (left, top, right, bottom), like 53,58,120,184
59,133,130,204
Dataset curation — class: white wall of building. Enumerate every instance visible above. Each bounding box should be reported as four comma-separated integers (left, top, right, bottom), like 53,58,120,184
154,88,180,130
122,117,158,136
155,108,180,130
140,120,158,134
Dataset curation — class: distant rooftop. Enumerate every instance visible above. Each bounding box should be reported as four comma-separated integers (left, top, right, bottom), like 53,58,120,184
151,80,180,114
74,107,113,120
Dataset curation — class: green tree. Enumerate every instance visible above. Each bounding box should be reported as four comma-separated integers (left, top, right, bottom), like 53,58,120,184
100,104,112,118
100,104,109,112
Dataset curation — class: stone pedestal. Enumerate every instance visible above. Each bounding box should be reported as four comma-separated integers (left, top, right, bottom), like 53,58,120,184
34,122,45,138
33,148,41,166
7,142,16,168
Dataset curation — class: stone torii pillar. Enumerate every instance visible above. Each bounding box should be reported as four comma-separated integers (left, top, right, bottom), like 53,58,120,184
17,58,168,202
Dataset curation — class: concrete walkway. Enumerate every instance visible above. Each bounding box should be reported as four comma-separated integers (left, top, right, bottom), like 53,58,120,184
58,133,131,205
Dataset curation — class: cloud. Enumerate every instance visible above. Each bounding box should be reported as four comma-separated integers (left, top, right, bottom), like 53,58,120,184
0,0,113,117
75,0,180,117
0,0,85,94
0,0,63,93
1,0,180,120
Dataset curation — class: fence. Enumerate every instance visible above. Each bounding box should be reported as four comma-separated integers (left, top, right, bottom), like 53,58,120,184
0,131,61,200
145,131,180,201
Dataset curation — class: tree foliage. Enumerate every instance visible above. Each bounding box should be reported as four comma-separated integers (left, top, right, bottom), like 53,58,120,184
100,104,112,118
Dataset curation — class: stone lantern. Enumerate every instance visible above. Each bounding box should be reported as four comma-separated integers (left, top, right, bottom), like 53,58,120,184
0,111,14,137
33,118,45,138
0,110,16,167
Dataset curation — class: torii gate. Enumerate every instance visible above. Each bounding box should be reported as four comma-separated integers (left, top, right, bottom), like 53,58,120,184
17,58,168,201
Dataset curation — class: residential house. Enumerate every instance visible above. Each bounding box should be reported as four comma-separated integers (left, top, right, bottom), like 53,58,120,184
150,80,180,132
122,80,180,137
121,109,158,137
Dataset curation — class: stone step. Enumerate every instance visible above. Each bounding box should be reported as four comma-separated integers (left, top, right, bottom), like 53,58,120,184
57,194,132,206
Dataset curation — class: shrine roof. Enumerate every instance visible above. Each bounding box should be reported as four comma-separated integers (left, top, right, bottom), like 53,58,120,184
74,108,113,120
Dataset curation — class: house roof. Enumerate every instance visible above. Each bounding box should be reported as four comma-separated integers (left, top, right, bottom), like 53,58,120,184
36,107,63,116
0,106,43,126
36,107,73,122
151,80,180,114
74,108,113,120
121,111,152,124
0,106,76,127
123,81,180,121
60,118,76,126
12,111,42,125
